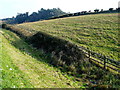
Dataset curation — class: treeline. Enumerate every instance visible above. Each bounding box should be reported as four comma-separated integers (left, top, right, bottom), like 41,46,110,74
50,8,120,19
3,8,66,24
3,7,120,24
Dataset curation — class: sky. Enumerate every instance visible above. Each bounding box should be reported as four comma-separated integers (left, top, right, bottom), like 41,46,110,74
0,0,119,19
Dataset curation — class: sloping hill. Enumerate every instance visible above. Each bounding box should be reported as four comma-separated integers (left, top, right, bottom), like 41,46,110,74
1,13,120,88
1,29,88,88
17,13,119,61
1,28,120,88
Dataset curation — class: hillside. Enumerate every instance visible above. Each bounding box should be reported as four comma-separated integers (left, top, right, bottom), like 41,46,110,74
1,13,120,88
1,29,90,88
17,13,119,61
1,27,120,89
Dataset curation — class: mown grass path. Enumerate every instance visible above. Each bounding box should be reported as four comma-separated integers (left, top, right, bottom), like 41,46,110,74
1,29,85,88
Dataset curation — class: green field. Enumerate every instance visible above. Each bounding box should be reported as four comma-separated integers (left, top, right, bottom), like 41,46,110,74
1,29,90,88
1,28,120,88
17,13,119,61
1,13,120,88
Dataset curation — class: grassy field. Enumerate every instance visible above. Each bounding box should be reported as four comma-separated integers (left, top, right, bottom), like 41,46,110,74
1,29,90,88
1,13,120,88
1,29,120,88
17,13,119,61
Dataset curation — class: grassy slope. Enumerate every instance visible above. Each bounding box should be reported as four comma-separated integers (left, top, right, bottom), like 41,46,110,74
17,13,119,61
1,29,87,88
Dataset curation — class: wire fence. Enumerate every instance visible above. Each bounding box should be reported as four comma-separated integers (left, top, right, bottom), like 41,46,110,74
78,46,120,73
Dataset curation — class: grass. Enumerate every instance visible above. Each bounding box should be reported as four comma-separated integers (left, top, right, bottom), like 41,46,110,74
1,29,90,88
17,13,119,61
1,13,120,88
1,30,119,88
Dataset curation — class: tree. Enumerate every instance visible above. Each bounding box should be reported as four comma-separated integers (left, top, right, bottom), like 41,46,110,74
15,12,29,23
101,9,103,12
94,9,99,13
88,10,91,13
4,8,66,24
109,8,113,11
116,8,120,12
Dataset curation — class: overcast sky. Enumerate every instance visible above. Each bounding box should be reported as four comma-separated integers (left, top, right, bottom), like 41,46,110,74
0,0,119,19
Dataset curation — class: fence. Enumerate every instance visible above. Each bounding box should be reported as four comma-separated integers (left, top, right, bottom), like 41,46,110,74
78,46,120,73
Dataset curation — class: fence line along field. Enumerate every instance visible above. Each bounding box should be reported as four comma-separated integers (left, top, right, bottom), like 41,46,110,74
16,13,119,61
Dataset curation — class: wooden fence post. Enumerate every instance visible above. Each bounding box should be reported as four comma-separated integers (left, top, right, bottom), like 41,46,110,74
104,56,106,69
88,50,91,62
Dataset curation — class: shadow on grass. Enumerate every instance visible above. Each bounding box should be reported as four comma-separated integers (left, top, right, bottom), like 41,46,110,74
11,38,79,76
